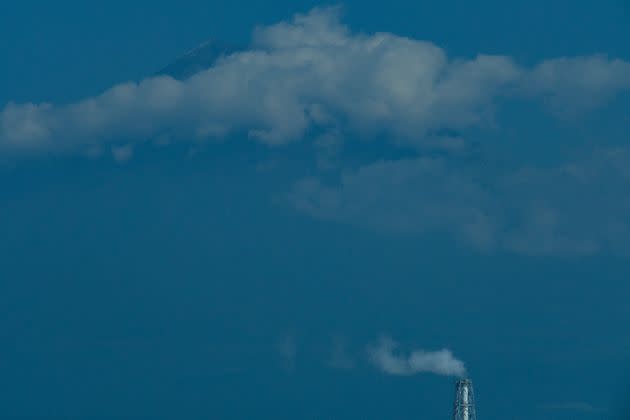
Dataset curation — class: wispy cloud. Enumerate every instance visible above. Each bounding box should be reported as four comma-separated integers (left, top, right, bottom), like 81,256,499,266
111,144,134,163
277,334,297,373
525,55,630,115
540,401,602,413
328,334,355,370
291,148,630,256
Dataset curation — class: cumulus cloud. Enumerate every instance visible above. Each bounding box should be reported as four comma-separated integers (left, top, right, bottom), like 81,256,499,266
4,8,629,258
290,148,630,256
1,7,628,157
367,336,466,377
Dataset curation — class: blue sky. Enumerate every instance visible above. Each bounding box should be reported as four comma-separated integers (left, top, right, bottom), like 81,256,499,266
1,1,629,419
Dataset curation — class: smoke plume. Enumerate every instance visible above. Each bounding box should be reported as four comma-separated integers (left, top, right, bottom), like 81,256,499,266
367,336,466,377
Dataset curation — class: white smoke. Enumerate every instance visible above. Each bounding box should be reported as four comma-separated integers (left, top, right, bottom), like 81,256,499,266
367,336,466,378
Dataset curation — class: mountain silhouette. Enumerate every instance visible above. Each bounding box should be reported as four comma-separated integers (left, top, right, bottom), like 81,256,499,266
156,39,242,80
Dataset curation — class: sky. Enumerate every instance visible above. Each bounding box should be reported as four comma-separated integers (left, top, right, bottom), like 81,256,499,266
1,0,630,419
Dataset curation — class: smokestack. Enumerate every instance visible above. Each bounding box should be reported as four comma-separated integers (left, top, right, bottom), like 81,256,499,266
452,379,477,420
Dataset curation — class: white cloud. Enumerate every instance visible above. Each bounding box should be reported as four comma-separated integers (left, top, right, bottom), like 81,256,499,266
4,8,628,259
111,144,134,162
1,7,627,157
290,157,497,250
328,334,355,370
367,336,466,377
290,148,630,256
525,55,630,114
277,334,297,373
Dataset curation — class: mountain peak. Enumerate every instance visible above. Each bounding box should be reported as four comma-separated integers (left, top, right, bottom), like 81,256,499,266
157,39,242,80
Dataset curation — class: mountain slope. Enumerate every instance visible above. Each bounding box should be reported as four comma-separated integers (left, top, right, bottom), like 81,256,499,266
157,39,241,80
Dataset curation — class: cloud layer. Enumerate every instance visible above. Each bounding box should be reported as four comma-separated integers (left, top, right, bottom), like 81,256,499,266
291,148,630,256
2,7,629,258
1,7,628,156
368,336,466,377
